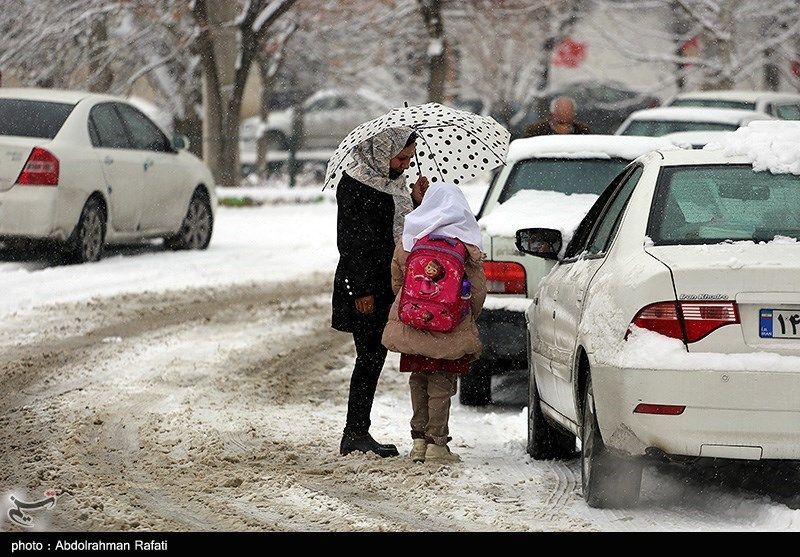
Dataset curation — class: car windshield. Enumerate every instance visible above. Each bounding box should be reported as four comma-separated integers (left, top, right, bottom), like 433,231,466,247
669,99,756,111
0,99,75,139
498,158,629,203
649,164,800,245
621,119,738,136
775,104,800,120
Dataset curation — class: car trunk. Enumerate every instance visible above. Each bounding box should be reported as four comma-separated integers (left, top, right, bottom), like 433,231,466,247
0,138,42,192
646,243,800,355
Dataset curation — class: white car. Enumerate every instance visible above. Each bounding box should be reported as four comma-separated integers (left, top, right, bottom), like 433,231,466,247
518,136,800,508
0,88,216,263
240,89,393,168
458,135,676,406
615,107,772,137
667,90,800,121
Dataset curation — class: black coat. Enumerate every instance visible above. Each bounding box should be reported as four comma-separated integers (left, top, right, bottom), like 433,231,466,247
523,119,591,137
331,172,396,333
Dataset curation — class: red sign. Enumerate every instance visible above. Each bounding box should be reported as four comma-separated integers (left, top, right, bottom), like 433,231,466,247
553,37,587,69
791,60,800,79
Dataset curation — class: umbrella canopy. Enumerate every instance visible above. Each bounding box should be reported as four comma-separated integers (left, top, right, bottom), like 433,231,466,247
323,102,510,190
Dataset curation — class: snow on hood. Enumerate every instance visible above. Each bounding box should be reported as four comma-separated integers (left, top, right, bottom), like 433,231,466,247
704,120,800,175
627,106,769,124
479,190,598,248
507,135,677,163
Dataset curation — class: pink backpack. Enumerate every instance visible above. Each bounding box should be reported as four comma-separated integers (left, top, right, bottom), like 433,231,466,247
399,235,471,333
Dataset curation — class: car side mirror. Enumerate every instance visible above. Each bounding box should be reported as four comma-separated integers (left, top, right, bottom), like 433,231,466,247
516,228,562,260
172,134,189,151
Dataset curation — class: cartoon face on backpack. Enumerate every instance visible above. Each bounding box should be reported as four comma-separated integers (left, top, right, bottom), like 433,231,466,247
424,260,445,281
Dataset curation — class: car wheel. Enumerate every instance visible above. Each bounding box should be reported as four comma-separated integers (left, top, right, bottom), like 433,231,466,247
67,198,105,263
527,369,576,459
459,361,491,406
581,375,643,508
165,192,213,251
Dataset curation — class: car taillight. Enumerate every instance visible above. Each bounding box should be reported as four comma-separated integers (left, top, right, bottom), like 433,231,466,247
630,300,739,343
15,147,59,186
483,261,526,294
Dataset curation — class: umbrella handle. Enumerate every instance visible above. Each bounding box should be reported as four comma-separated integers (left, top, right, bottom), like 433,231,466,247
404,101,423,180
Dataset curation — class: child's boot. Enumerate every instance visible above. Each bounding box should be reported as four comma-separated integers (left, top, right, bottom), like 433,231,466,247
425,443,461,463
410,439,428,462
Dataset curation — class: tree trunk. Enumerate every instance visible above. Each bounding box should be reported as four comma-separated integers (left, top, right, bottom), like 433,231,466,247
419,0,447,104
763,46,781,91
256,59,274,175
200,0,239,187
88,16,114,93
173,110,204,160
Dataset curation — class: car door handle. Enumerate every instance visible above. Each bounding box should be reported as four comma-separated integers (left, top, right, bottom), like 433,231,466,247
104,156,114,165
143,158,154,171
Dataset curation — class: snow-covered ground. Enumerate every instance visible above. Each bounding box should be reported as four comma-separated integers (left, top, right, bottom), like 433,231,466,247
2,181,799,532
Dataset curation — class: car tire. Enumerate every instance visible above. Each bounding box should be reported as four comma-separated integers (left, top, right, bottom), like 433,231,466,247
527,370,576,459
581,374,643,508
67,197,106,264
165,192,213,251
459,361,491,406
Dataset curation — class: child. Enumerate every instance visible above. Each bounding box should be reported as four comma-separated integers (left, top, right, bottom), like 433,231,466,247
382,182,486,463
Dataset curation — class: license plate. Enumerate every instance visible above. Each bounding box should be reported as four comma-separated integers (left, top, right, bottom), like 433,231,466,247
760,309,800,338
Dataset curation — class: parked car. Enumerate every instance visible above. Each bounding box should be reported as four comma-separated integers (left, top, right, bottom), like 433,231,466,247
667,90,800,120
503,81,660,138
0,88,216,263
240,88,393,163
615,107,772,136
518,140,800,508
460,135,677,405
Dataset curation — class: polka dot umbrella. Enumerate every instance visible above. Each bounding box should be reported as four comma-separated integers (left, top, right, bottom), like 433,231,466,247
323,102,510,190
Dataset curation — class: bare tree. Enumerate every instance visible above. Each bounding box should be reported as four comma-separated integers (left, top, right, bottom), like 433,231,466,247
592,0,800,92
191,0,298,187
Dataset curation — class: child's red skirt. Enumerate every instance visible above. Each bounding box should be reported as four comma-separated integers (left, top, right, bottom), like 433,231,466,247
400,353,471,374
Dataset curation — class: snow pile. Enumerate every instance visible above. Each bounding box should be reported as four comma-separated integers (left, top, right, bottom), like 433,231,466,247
706,120,800,175
628,107,765,124
613,327,800,373
507,135,677,163
217,185,336,205
479,190,598,247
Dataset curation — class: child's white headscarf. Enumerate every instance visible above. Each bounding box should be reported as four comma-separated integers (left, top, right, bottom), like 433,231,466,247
402,182,483,252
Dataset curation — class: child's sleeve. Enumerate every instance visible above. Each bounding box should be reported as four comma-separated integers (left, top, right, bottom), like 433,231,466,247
391,245,407,295
467,252,487,318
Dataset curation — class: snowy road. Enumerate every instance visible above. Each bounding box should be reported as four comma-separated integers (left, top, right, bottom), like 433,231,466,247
2,189,800,531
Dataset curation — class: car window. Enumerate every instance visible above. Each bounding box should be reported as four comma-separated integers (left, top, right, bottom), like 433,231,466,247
585,166,644,255
305,97,339,112
0,99,75,139
648,165,800,245
498,158,630,203
621,119,738,136
476,167,502,220
563,165,633,259
775,104,800,120
90,103,131,149
669,99,756,111
116,103,172,152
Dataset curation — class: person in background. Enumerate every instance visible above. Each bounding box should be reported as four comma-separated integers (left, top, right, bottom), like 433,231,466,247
332,127,429,458
524,96,591,137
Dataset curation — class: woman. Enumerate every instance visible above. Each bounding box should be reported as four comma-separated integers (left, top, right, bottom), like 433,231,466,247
331,127,428,457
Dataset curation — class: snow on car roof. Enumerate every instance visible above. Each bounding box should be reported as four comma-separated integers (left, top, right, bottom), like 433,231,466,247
661,130,732,148
626,106,768,124
703,120,800,175
506,134,677,162
672,90,800,103
0,87,92,104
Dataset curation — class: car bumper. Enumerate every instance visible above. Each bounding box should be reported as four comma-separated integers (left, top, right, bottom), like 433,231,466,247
0,186,62,240
593,363,800,460
477,305,527,367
